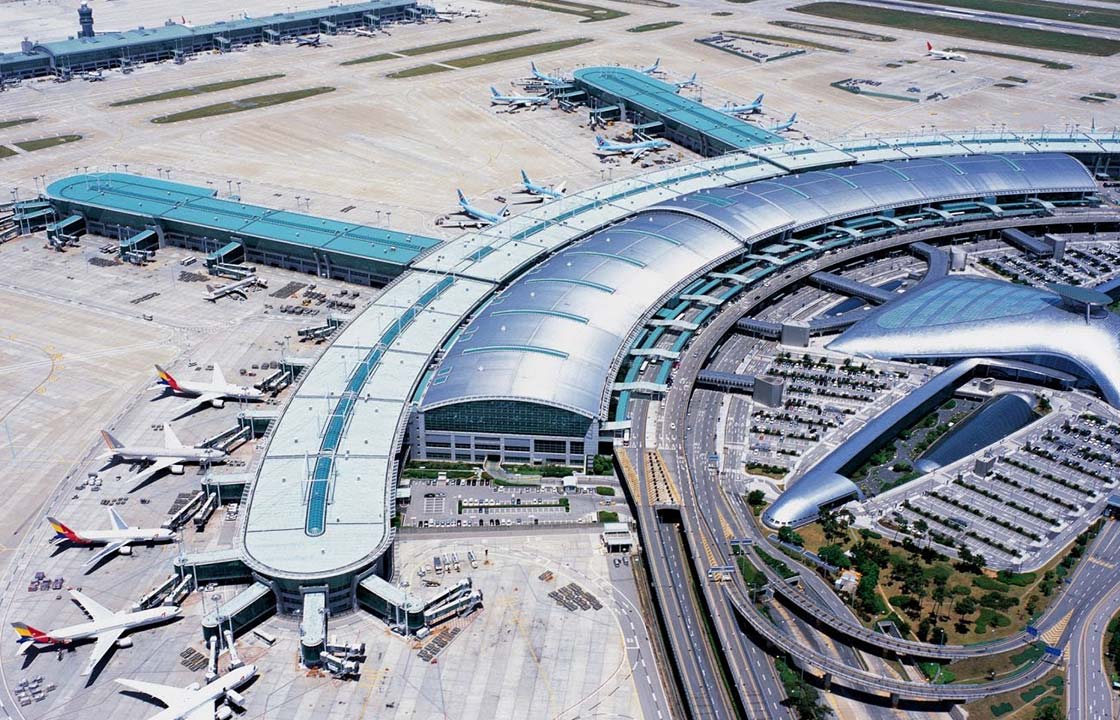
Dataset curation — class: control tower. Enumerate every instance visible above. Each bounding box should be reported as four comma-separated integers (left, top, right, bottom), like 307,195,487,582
78,2,95,38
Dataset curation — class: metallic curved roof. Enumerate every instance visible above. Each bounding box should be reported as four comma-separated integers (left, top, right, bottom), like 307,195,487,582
421,211,742,417
649,153,1096,244
422,154,1098,419
762,471,862,528
829,276,1120,407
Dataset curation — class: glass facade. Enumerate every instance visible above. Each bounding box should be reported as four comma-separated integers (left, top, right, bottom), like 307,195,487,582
425,401,592,438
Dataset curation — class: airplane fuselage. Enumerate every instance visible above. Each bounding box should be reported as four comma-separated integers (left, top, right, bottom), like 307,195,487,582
23,607,178,647
111,446,226,464
171,380,261,403
58,527,174,545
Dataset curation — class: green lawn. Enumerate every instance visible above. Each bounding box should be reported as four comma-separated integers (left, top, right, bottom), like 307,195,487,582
109,74,285,106
791,2,1120,55
388,38,591,78
721,29,849,52
770,18,895,40
151,87,335,124
479,0,627,22
0,117,37,130
627,21,683,31
13,134,83,152
340,29,538,65
0,145,17,159
946,46,1074,69
922,0,1120,31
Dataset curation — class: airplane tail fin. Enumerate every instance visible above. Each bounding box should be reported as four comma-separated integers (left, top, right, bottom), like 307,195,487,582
755,93,764,104
926,40,934,51
100,430,123,450
48,516,82,543
162,423,184,450
790,112,797,123
595,134,606,147
11,623,48,645
530,61,539,74
456,189,467,204
155,365,181,392
521,169,531,186
490,86,501,97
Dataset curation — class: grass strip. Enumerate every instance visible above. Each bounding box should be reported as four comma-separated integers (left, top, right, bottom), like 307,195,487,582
389,38,591,78
0,145,16,159
771,18,895,40
151,87,335,124
109,74,285,107
791,2,1120,55
479,0,626,22
921,0,1120,31
723,28,849,51
946,46,1074,68
627,21,683,31
13,134,82,152
0,117,37,130
341,29,538,65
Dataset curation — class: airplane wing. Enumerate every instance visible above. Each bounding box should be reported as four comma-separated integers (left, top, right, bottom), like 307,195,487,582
184,704,216,720
163,424,185,449
116,677,195,706
84,540,127,570
127,457,179,492
82,628,124,676
212,364,227,387
108,507,129,531
173,393,221,418
70,589,115,622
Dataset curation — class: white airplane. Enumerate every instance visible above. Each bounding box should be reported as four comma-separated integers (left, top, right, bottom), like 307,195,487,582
117,664,257,720
766,113,798,133
640,57,661,75
528,61,565,85
49,508,175,570
12,590,180,677
100,424,228,492
673,73,699,92
296,34,322,47
156,364,263,416
721,93,764,116
489,86,550,110
594,134,670,161
353,27,379,37
455,190,508,226
926,41,966,61
204,275,265,302
519,170,565,199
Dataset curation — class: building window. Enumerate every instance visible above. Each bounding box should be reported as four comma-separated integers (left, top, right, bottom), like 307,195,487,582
534,439,567,454
425,400,592,438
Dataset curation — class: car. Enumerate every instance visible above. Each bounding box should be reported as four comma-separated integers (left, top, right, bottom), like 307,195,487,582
613,558,621,568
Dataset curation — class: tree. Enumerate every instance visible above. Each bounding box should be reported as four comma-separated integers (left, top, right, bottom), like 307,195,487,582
779,526,804,547
954,596,977,618
747,489,766,508
1033,704,1064,720
818,544,850,569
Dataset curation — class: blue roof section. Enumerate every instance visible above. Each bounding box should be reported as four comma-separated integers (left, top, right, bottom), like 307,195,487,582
46,173,438,266
572,67,784,149
4,0,413,60
876,277,1058,329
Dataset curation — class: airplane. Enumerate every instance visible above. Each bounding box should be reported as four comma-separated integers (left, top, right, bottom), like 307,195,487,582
518,170,565,199
296,34,322,47
100,424,228,492
12,590,180,677
673,73,699,92
721,94,764,116
204,275,266,302
766,113,798,133
81,70,105,82
926,41,966,61
640,57,661,75
489,87,550,110
49,508,175,570
353,27,379,37
454,190,508,226
528,61,565,86
156,364,264,416
593,134,671,161
117,664,257,720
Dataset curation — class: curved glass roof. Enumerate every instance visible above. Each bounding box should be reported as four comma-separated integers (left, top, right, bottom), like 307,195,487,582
651,153,1096,245
915,392,1037,474
830,277,1120,407
762,471,862,528
420,211,742,418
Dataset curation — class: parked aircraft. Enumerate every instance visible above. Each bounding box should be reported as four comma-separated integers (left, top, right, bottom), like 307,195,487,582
204,275,265,302
926,41,966,61
767,113,798,132
489,87,550,110
49,509,175,570
528,61,565,85
353,27,379,37
640,58,661,75
156,364,263,416
116,664,257,720
721,94,764,116
100,424,227,492
594,134,670,161
12,590,180,676
673,73,699,91
455,190,508,226
518,170,565,199
296,35,322,47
